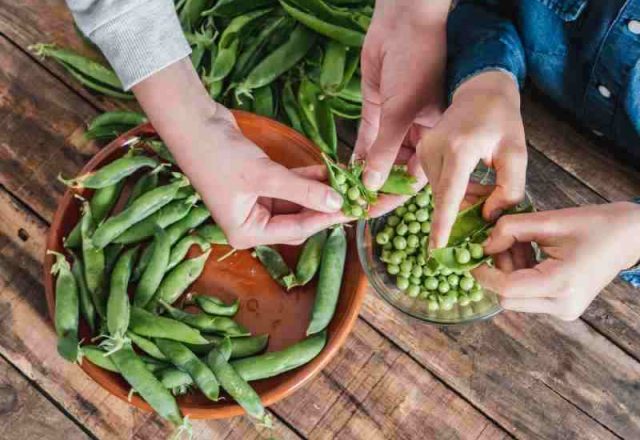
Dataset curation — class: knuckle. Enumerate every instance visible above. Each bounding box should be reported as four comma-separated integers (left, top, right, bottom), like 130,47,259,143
493,217,513,237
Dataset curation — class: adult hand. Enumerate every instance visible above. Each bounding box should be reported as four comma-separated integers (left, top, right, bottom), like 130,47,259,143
418,70,527,249
474,203,640,321
355,0,450,195
134,59,346,248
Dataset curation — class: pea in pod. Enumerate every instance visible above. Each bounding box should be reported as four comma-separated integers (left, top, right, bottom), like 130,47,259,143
145,140,176,164
129,307,209,345
447,200,490,247
307,226,347,335
282,230,328,289
378,165,417,196
48,251,81,363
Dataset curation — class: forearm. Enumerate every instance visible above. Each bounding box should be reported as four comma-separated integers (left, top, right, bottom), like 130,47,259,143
373,0,451,28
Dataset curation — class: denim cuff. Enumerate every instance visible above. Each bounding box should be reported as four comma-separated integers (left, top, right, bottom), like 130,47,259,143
619,197,640,287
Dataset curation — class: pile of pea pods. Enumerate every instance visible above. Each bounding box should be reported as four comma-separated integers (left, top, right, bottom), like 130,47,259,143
49,143,347,431
33,0,374,161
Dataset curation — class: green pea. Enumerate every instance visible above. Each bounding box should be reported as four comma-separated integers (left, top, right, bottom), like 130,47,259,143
396,223,408,236
438,280,450,294
447,290,459,301
469,243,484,259
393,236,407,250
408,222,421,234
387,215,400,226
394,206,407,216
382,226,395,237
440,267,453,276
389,251,404,265
427,299,439,312
419,290,430,299
455,248,472,264
382,242,393,251
334,173,346,185
403,212,416,223
381,250,392,262
376,232,390,245
470,289,484,302
347,186,360,201
424,266,437,277
387,264,400,275
421,222,431,234
420,236,428,246
413,209,427,222
350,205,364,217
406,235,419,248
447,274,460,287
458,294,471,307
400,260,413,272
423,276,438,290
407,285,420,297
396,277,409,291
410,276,421,285
415,192,430,207
338,183,348,194
408,204,417,212
440,296,455,311
459,277,474,291
463,271,473,279
417,255,427,266
411,265,423,278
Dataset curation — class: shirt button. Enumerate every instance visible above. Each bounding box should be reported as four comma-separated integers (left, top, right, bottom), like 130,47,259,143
592,129,603,137
628,20,640,35
598,85,611,98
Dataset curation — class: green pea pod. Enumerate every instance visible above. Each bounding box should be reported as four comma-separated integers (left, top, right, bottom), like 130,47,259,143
146,140,176,164
279,1,365,47
150,250,211,308
65,180,125,248
63,66,134,100
187,28,214,70
110,343,184,427
282,230,328,289
166,235,211,272
320,40,347,95
156,338,220,401
125,165,164,208
48,251,80,363
82,345,118,372
231,331,326,381
236,24,317,93
337,75,362,102
282,78,304,133
127,331,168,361
179,0,210,30
254,245,292,287
92,177,188,249
206,340,271,426
285,0,370,32
379,165,417,196
328,96,361,119
105,246,138,353
252,85,275,118
190,294,239,317
428,246,490,274
80,203,106,318
158,367,193,395
88,111,147,131
315,95,338,157
134,226,172,308
129,307,209,345
84,124,135,141
447,200,490,247
70,252,96,332
195,223,228,245
338,46,360,91
203,0,276,17
307,226,347,335
186,334,268,358
59,153,158,189
114,197,196,245
298,77,335,157
160,301,250,337
211,38,240,81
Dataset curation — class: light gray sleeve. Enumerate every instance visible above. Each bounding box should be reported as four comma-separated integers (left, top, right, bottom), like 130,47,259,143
66,0,191,90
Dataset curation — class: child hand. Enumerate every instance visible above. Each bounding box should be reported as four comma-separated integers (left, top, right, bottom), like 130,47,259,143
418,70,527,249
474,203,640,320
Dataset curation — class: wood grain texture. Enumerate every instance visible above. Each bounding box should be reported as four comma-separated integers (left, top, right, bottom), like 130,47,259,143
0,354,89,440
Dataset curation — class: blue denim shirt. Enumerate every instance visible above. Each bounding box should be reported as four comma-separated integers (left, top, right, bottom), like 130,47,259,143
447,0,640,159
447,0,640,285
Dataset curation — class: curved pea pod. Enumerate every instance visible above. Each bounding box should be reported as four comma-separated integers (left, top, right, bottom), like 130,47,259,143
254,245,292,287
129,307,209,345
104,246,138,353
298,77,337,158
70,252,96,332
186,334,269,358
157,367,194,396
80,203,106,318
88,111,147,131
156,338,220,401
219,8,273,48
211,38,240,82
92,177,188,249
82,345,118,372
206,339,271,426
282,78,304,133
114,197,196,244
150,250,211,308
59,154,158,189
236,24,317,93
127,331,167,361
110,343,185,427
124,165,164,208
279,1,365,47
189,294,239,317
203,0,276,17
48,251,80,363
166,235,211,272
337,75,362,103
195,223,228,245
178,0,210,30
320,40,347,94
160,301,250,337
285,0,370,32
328,96,361,119
282,230,328,290
307,226,347,335
379,165,417,196
447,200,490,247
231,331,325,381
65,181,125,248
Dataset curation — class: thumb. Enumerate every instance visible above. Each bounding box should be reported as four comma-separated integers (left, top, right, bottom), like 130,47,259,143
258,163,343,213
484,211,555,254
483,145,527,221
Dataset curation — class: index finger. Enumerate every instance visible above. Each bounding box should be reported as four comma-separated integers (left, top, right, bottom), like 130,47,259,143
253,207,348,246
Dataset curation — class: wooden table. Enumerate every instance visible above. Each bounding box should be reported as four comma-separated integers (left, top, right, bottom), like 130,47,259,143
2,2,640,439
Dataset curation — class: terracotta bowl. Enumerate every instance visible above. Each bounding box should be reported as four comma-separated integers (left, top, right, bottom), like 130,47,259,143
44,110,367,419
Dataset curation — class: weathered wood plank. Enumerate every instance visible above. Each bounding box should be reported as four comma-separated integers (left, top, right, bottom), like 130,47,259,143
0,188,300,440
0,354,90,440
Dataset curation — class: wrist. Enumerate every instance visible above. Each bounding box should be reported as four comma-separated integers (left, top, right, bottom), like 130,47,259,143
374,0,450,29
616,202,640,269
452,70,521,110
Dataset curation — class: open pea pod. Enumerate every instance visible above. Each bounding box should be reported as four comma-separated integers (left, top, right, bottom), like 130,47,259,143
379,165,417,196
428,246,491,273
447,200,490,247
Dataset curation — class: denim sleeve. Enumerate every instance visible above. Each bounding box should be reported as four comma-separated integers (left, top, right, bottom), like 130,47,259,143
447,0,526,101
619,198,640,287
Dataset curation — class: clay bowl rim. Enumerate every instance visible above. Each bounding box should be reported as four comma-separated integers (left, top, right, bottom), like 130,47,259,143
43,110,368,419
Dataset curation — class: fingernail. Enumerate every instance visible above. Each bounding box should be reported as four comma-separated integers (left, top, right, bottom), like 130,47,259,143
364,171,383,190
489,209,503,222
327,191,343,211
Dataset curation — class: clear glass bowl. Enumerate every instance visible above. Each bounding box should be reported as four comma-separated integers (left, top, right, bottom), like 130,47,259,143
356,167,532,325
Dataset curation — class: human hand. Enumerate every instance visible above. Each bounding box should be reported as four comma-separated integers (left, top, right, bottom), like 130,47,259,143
418,70,527,249
474,203,640,321
355,0,450,194
133,59,346,248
